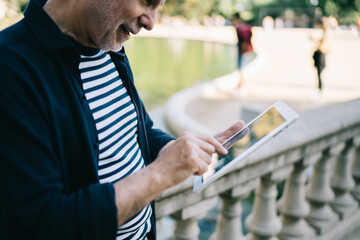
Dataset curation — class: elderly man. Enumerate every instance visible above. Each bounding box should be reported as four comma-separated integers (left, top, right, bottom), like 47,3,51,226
0,0,243,239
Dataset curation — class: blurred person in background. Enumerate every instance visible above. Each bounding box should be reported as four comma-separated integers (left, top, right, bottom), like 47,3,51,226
309,17,329,100
231,12,253,89
262,15,274,33
0,0,244,239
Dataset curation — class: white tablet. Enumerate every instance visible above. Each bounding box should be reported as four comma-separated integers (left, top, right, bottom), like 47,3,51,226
193,100,299,192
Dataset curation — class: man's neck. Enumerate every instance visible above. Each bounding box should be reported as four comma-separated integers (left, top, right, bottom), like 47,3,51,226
43,0,93,48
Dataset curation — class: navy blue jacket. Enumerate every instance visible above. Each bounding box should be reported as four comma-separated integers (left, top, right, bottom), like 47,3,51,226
0,0,174,239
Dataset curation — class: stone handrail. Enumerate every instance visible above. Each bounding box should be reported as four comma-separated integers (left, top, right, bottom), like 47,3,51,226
155,98,360,240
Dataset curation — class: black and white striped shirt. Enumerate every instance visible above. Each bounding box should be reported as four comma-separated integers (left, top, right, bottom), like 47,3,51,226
78,48,151,240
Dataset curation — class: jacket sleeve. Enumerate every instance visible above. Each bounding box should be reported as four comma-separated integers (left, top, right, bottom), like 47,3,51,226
0,49,118,240
142,103,175,161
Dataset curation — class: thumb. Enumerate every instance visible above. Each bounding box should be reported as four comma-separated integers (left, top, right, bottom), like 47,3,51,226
214,121,245,144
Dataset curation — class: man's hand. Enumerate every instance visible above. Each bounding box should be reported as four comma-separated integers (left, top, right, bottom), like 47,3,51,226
154,132,226,188
214,121,245,144
154,120,245,188
113,120,244,225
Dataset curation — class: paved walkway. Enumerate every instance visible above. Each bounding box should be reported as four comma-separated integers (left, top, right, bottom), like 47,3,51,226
238,28,360,108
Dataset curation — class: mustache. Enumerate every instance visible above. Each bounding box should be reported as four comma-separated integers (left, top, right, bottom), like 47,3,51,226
121,22,144,34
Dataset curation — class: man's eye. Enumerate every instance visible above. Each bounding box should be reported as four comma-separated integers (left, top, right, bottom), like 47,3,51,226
146,0,153,6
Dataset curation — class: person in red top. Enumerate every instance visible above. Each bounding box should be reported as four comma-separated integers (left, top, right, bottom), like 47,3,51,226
231,12,253,88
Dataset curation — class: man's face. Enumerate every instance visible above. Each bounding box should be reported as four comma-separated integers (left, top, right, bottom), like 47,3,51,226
85,0,165,51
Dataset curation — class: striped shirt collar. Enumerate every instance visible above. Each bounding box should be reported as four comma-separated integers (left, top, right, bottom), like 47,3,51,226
68,37,101,56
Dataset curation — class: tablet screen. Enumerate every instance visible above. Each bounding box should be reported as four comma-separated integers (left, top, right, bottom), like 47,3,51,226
203,107,285,182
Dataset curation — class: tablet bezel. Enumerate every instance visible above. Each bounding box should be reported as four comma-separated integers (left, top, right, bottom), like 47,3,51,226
193,100,299,192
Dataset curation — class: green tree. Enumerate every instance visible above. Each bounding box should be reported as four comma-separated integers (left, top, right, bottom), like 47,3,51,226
5,0,28,12
0,0,29,30
318,0,360,24
161,0,235,23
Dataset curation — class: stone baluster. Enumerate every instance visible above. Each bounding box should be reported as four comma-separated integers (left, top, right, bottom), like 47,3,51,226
172,215,199,240
330,140,358,219
306,148,339,234
210,179,259,240
245,165,292,240
170,197,218,240
278,159,315,240
351,136,360,203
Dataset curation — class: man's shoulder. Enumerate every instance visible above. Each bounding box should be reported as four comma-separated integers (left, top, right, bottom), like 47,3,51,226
0,20,42,67
0,20,47,88
1,19,26,40
0,20,33,56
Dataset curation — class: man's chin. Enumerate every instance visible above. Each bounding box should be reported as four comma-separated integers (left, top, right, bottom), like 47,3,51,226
111,44,124,52
101,42,124,52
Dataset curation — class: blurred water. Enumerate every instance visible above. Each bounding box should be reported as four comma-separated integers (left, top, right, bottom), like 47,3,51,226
124,37,237,110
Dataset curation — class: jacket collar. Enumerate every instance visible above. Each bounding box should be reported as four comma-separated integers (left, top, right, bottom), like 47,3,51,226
23,0,76,54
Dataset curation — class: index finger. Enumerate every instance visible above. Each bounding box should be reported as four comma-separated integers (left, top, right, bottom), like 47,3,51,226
191,133,227,156
204,135,228,156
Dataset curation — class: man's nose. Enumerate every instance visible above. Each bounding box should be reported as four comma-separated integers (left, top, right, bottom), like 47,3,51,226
140,8,157,31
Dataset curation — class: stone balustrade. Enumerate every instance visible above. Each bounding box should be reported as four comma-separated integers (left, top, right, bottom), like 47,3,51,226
155,98,360,240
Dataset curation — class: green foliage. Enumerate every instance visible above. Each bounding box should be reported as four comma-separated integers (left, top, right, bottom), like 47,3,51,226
355,0,360,10
161,0,235,22
338,9,360,24
0,0,28,30
324,0,340,16
6,0,28,12
162,0,360,26
316,0,360,24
